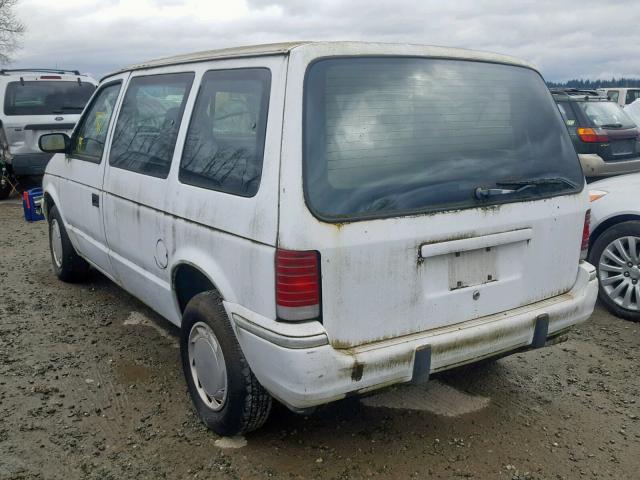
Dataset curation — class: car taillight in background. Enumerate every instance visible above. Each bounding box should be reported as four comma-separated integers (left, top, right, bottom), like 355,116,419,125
577,127,609,143
276,249,321,322
581,210,590,260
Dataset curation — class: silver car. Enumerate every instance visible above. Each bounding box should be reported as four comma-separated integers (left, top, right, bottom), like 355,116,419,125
0,68,96,198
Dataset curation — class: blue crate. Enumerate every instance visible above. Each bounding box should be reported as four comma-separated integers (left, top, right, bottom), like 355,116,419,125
22,187,45,222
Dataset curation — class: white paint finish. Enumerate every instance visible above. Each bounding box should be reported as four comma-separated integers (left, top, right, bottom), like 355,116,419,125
420,228,532,258
101,64,196,323
50,73,129,279
105,41,535,81
42,42,601,410
280,44,590,348
163,55,286,245
233,262,597,409
589,172,640,233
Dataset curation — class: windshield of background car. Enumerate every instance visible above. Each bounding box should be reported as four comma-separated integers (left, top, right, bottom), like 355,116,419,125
4,81,96,116
303,57,583,220
578,101,636,129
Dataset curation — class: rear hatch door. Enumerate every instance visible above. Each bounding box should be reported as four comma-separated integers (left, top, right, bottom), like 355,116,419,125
2,75,95,155
577,100,640,162
281,54,588,348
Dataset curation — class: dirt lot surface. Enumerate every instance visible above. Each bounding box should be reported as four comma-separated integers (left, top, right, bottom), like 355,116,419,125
1,199,639,480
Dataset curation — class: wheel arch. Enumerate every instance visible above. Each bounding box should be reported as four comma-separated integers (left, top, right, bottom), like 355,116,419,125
590,214,640,250
172,261,230,316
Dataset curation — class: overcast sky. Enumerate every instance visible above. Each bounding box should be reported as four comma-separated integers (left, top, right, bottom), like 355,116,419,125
7,0,640,82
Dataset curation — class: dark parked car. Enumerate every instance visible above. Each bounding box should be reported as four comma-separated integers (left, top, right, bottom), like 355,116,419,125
552,88,640,178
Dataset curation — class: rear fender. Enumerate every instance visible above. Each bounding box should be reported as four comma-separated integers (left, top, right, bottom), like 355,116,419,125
169,248,237,325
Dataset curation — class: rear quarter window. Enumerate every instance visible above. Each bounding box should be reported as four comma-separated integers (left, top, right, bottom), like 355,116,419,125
179,68,271,197
303,57,583,221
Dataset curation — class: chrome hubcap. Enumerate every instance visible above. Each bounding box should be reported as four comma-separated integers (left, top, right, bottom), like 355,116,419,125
51,219,63,268
188,322,227,411
599,236,640,311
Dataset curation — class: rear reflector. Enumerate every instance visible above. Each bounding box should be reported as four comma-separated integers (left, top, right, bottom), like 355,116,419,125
581,210,590,260
276,249,320,322
577,127,609,143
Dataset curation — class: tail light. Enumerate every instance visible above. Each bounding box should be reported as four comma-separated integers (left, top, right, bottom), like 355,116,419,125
580,210,590,260
577,127,609,143
39,75,61,79
276,249,321,321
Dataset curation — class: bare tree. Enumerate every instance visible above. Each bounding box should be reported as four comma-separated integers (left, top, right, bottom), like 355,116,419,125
0,0,24,64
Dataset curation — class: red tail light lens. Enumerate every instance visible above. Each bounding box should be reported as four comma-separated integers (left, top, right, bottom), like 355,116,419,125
577,127,609,143
581,210,590,260
276,249,321,321
40,75,62,79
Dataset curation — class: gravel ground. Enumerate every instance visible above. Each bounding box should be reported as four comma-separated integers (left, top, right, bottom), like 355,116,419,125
1,199,639,479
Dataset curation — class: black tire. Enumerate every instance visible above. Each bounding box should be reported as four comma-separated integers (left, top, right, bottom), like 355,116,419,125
589,220,640,322
48,205,90,282
180,291,272,436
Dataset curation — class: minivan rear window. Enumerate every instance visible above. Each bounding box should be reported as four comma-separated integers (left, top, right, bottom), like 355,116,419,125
4,81,95,116
303,57,583,220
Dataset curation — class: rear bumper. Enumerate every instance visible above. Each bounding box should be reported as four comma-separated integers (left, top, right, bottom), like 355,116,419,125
9,153,54,177
228,261,598,410
579,153,640,178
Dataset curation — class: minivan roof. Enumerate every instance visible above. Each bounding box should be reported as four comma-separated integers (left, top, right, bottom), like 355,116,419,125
103,41,536,81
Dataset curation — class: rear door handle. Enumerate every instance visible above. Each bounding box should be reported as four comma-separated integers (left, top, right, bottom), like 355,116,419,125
91,193,99,208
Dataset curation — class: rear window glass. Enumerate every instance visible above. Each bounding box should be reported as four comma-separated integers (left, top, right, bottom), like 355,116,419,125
3,81,95,116
304,57,583,220
578,101,635,129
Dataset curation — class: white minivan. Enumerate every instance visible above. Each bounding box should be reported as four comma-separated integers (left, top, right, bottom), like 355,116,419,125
40,42,598,436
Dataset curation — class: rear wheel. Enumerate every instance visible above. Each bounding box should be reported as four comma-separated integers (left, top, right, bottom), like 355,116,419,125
180,291,272,436
48,205,89,282
589,221,640,321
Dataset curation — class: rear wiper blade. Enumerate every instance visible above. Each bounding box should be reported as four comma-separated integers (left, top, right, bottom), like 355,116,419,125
474,184,534,200
475,177,578,200
600,123,623,129
495,177,578,189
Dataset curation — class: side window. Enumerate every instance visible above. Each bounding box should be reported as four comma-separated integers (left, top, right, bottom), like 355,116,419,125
109,72,194,178
179,68,271,197
607,90,619,103
70,82,121,163
626,90,640,105
557,102,577,127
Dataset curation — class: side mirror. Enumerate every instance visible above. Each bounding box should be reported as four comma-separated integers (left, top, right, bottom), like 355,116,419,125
39,133,70,154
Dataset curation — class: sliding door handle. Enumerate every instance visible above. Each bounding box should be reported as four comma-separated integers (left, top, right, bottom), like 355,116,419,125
91,193,99,208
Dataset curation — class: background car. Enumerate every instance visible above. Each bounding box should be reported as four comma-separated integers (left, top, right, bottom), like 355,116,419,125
552,88,640,179
0,68,97,199
598,87,640,107
588,172,640,321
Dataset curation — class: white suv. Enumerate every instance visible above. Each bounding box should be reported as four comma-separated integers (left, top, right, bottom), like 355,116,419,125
0,69,97,198
39,42,598,436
